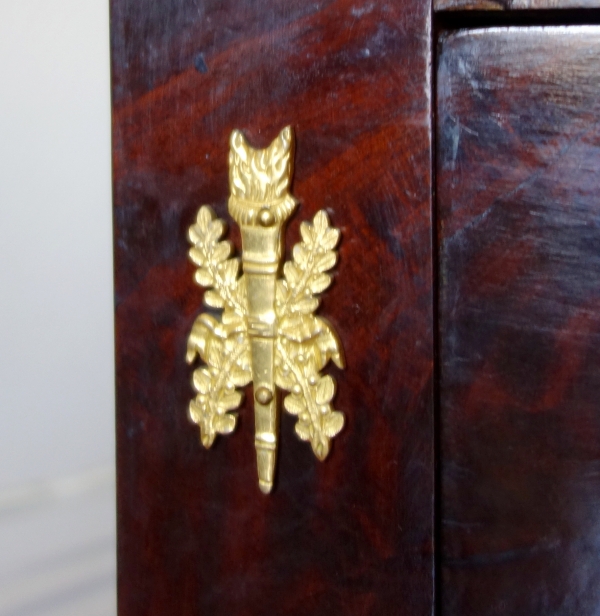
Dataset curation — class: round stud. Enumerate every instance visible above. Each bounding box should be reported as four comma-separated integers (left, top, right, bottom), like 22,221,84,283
258,208,275,227
255,386,274,405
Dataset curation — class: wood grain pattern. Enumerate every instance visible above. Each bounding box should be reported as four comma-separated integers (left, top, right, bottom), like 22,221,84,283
111,1,434,614
437,26,600,616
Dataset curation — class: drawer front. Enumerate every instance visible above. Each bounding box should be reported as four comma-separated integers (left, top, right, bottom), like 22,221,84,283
438,26,600,616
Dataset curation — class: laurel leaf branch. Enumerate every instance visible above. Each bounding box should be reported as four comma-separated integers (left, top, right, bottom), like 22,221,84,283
188,205,245,314
187,205,250,447
275,210,344,459
278,209,340,315
275,337,344,460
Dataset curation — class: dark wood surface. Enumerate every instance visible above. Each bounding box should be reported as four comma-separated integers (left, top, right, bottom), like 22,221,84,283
111,1,434,614
437,26,600,616
435,0,600,13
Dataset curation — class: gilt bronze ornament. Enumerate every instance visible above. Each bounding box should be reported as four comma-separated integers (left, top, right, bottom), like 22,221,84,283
186,127,344,493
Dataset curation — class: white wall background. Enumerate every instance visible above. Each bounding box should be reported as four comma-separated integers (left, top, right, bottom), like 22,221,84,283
0,1,115,614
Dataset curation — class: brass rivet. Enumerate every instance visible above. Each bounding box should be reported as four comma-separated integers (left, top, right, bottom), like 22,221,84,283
255,386,274,405
258,208,275,227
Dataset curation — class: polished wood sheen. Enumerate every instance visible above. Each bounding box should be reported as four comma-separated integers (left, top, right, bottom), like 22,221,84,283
437,27,600,616
111,1,434,614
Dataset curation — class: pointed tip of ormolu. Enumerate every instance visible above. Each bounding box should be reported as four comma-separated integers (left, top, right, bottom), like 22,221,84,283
259,480,273,494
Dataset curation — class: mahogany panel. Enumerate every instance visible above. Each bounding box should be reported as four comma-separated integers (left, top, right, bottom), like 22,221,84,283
438,27,600,615
111,1,434,614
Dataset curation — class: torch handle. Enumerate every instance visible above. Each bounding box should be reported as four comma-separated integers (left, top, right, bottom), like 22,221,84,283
240,225,282,494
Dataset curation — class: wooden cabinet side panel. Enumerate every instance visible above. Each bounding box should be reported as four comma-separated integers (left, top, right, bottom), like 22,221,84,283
437,27,600,616
111,1,434,614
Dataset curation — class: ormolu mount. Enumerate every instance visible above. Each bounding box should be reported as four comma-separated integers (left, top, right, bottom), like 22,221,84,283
186,127,344,493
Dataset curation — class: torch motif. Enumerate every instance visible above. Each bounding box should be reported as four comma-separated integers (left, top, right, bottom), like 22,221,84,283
186,127,344,493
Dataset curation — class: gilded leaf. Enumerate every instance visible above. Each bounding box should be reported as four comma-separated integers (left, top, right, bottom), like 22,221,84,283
321,228,340,251
269,208,345,462
193,368,211,395
275,336,344,463
212,241,232,264
278,313,320,343
275,366,296,391
201,432,216,448
196,206,213,233
311,434,330,461
283,261,300,287
283,394,305,416
186,345,197,364
275,280,287,305
292,297,320,315
187,318,211,363
316,251,337,272
189,247,205,267
314,318,345,369
207,344,222,370
222,307,244,326
309,273,331,294
230,367,252,387
316,375,335,405
206,219,225,245
204,289,225,308
214,414,236,434
313,210,329,235
295,421,311,441
322,411,344,438
219,390,243,411
221,259,239,284
299,221,314,245
292,243,309,268
194,268,213,287
186,328,249,447
188,400,201,424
